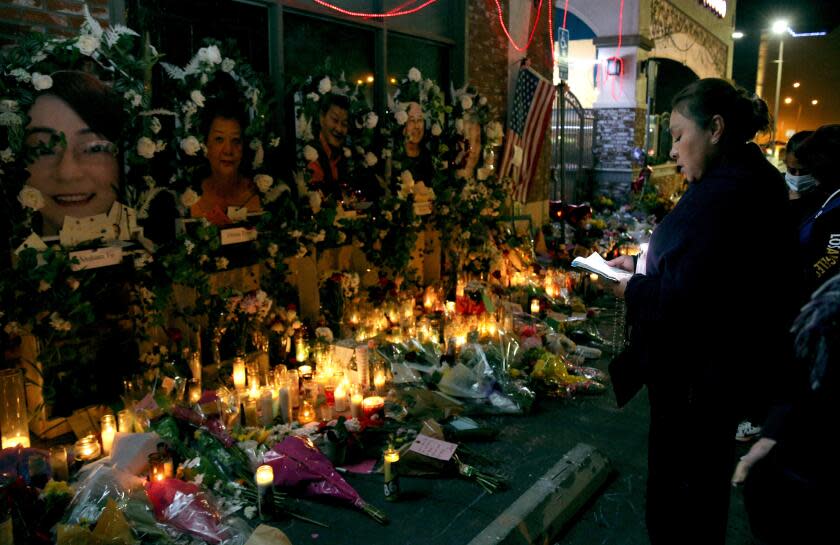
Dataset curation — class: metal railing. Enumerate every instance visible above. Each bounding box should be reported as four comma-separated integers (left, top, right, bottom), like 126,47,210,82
550,86,595,202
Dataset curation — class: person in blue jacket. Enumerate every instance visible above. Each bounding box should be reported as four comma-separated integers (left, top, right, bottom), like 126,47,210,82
606,78,799,545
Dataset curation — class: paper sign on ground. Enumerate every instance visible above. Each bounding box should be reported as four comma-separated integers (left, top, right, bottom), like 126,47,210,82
409,434,458,461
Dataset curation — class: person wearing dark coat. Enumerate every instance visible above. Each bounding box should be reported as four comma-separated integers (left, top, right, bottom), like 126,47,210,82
606,78,799,545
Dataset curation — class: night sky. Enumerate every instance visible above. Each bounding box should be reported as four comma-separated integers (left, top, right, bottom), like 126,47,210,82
732,0,840,134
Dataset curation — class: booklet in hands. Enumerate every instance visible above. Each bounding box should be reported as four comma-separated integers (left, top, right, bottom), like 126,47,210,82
571,252,633,283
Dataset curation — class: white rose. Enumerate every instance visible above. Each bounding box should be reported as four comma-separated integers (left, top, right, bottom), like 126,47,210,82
150,117,161,134
306,92,320,102
460,95,473,110
303,145,318,162
0,148,13,162
31,73,52,91
394,110,408,125
0,100,18,113
136,137,156,159
180,188,200,207
181,136,201,156
190,90,205,108
254,174,273,193
199,45,222,64
308,191,322,213
408,67,421,82
318,77,332,94
343,147,351,158
268,243,279,257
431,123,442,137
76,34,100,56
9,68,30,83
0,112,20,127
221,58,236,72
364,152,378,167
365,112,378,129
263,182,290,204
455,118,464,134
480,96,488,106
18,186,45,210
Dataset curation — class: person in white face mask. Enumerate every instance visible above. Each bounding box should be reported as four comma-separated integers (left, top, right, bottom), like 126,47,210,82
794,124,840,295
784,130,819,227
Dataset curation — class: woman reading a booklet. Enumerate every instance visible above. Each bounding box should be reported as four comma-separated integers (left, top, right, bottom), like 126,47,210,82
606,78,798,545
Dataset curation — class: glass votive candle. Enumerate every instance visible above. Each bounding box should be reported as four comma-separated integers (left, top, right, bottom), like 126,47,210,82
117,409,133,434
232,356,246,391
188,378,202,404
74,434,101,462
100,414,116,456
298,400,316,425
49,446,70,481
361,396,385,419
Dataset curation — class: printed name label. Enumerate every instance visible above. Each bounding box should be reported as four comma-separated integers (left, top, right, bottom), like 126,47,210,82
69,246,123,271
220,227,258,245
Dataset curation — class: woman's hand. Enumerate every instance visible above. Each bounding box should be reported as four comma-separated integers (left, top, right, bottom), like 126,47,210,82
731,437,777,486
611,276,629,299
607,255,635,272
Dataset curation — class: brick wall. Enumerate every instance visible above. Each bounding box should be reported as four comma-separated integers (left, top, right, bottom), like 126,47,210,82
0,0,110,45
467,0,509,123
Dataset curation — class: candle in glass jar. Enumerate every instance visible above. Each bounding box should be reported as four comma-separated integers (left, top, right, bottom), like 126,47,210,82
350,392,364,418
255,464,274,518
373,372,386,393
298,400,316,424
100,414,116,456
49,446,69,481
530,298,540,314
188,379,202,404
278,381,292,424
260,388,274,427
244,398,258,427
74,434,101,462
117,409,133,434
362,396,385,419
298,364,313,379
232,357,246,391
1,434,30,449
1,368,30,449
295,337,309,363
189,352,202,380
445,301,456,315
333,383,347,413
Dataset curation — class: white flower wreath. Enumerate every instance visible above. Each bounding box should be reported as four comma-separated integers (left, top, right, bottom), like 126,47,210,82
162,41,282,208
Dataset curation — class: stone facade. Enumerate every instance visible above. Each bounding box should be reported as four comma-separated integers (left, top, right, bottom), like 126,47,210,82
649,0,728,76
0,0,110,44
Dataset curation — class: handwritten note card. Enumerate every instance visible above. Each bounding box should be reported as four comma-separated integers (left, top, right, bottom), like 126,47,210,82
408,435,458,461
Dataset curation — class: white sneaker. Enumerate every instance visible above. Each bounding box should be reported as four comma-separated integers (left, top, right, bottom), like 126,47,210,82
735,421,762,442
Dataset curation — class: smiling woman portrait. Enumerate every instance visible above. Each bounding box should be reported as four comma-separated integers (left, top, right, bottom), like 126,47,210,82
606,78,800,545
189,99,261,224
23,71,122,236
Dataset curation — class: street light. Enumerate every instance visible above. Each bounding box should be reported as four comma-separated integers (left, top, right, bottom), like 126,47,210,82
771,19,789,144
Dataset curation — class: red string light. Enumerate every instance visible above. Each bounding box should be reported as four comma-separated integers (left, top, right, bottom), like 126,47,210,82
617,0,625,52
562,0,569,29
492,0,544,52
548,0,555,66
312,0,437,18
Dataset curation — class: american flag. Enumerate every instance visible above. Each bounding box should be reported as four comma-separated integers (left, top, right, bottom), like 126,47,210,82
499,67,556,202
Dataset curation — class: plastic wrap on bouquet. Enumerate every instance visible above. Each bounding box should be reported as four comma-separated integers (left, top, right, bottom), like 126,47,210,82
376,339,442,385
65,464,146,526
145,478,232,544
263,436,387,524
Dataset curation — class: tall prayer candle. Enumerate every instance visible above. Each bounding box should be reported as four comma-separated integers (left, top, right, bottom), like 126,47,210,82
259,388,273,427
49,446,69,481
278,380,292,424
0,368,30,449
530,299,540,314
117,409,133,434
298,400,316,424
100,414,116,456
350,392,364,419
232,357,246,390
333,383,347,413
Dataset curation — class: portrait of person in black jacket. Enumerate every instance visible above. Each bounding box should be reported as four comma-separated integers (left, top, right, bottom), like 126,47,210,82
606,78,799,545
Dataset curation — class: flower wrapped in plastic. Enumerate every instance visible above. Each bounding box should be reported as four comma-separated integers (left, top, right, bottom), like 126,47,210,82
263,436,387,524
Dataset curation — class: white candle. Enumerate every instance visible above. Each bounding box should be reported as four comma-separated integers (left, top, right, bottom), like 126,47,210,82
49,446,69,481
350,393,363,418
100,414,116,456
334,384,347,413
117,409,133,434
189,353,202,380
279,385,291,424
244,399,258,427
188,379,202,404
1,434,30,449
255,464,274,518
530,298,540,314
373,372,386,393
260,388,273,427
354,346,369,388
233,357,246,390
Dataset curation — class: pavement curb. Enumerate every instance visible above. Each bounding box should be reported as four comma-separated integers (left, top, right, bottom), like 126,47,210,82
467,442,612,545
